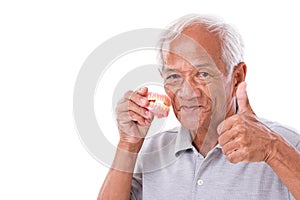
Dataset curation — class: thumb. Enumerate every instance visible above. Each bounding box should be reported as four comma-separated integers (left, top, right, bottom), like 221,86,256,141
236,82,253,114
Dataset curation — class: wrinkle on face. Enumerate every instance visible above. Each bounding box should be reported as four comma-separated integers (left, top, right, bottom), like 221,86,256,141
162,24,234,133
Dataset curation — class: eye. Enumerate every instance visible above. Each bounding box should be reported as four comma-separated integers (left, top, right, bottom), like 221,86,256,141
197,72,209,78
166,74,181,80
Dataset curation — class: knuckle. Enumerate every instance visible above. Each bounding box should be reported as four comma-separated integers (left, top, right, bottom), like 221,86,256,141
235,124,247,136
218,137,223,146
116,113,128,123
128,110,135,119
218,137,226,146
126,101,133,110
227,155,235,163
222,148,227,155
139,106,146,115
241,146,250,155
115,98,124,110
236,123,245,130
236,114,247,124
240,125,247,133
241,147,249,154
238,137,247,147
233,114,241,122
115,103,123,113
237,115,243,123
237,133,245,141
124,90,134,98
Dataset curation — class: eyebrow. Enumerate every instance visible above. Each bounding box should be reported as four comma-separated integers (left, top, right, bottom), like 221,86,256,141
163,63,212,73
195,63,212,68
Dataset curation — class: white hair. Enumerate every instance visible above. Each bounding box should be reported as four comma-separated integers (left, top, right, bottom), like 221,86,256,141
159,14,244,74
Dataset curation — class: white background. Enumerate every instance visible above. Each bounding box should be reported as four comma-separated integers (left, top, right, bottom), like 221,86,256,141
1,0,300,199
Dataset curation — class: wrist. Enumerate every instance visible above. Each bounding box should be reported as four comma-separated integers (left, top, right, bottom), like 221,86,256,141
118,140,144,153
112,143,141,173
265,132,289,165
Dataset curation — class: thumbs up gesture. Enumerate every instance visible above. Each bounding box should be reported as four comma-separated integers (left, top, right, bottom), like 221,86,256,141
217,82,278,163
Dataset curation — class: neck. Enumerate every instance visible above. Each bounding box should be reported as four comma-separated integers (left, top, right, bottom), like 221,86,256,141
191,128,218,157
191,100,237,157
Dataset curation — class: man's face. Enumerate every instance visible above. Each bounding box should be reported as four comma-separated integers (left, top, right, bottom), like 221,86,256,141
161,25,235,132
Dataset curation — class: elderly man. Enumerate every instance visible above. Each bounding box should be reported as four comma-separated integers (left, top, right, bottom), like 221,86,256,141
98,14,300,199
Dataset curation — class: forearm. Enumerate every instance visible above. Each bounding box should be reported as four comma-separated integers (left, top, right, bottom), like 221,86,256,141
267,135,300,199
98,143,141,200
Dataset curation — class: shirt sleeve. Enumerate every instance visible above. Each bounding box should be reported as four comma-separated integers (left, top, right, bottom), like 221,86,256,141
130,172,142,200
288,135,300,200
296,141,300,151
256,119,300,200
130,153,143,200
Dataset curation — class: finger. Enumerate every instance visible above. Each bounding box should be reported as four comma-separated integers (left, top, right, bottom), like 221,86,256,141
218,125,244,146
128,110,149,126
136,87,148,96
117,110,149,127
236,82,253,114
226,148,250,164
123,89,149,107
117,100,153,119
226,148,247,164
217,115,241,135
221,136,242,155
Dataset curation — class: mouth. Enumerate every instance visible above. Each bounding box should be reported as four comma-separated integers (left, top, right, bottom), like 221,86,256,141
179,105,202,112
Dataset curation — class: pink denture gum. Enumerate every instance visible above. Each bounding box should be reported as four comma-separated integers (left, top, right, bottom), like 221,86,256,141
146,92,171,118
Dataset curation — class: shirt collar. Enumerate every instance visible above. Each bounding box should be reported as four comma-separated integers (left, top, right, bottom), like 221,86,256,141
174,126,193,156
174,126,222,156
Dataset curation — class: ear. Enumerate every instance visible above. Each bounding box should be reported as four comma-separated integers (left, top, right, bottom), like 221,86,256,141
232,62,247,96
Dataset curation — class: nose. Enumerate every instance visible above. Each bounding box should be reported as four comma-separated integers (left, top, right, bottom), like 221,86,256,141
176,78,200,100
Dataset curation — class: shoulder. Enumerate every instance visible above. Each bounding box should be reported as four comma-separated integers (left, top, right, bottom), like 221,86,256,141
141,126,180,153
134,126,181,173
261,118,300,148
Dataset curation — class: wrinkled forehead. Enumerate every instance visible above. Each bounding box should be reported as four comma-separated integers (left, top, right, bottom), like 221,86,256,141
160,25,226,74
161,36,218,74
162,38,213,66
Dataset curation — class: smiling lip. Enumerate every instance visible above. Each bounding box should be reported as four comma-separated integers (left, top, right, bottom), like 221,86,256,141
179,105,202,111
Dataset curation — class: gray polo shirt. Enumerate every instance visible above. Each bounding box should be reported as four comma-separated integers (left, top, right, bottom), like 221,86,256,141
130,119,300,200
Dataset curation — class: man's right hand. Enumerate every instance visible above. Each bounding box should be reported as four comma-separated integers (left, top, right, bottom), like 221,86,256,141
115,87,154,152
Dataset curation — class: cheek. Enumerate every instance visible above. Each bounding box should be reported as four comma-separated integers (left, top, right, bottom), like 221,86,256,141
164,85,173,97
164,86,176,104
208,84,228,108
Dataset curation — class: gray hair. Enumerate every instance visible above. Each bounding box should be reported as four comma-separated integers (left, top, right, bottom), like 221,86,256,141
159,14,244,74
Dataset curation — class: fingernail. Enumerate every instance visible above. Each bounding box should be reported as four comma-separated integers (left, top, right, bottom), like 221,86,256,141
138,87,146,93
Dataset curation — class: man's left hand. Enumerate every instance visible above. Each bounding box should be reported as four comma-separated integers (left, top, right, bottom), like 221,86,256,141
217,82,278,163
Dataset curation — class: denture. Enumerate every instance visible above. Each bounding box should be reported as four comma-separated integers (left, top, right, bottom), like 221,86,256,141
146,92,171,118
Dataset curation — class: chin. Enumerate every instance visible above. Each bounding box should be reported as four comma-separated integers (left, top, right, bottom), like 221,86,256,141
177,114,209,132
181,122,201,131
